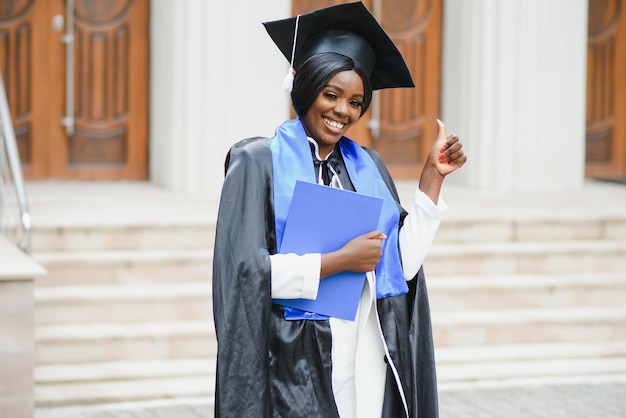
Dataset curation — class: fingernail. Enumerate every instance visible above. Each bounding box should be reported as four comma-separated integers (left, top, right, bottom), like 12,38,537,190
440,146,446,153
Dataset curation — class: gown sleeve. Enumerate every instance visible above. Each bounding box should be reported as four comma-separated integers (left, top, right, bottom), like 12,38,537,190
212,138,275,417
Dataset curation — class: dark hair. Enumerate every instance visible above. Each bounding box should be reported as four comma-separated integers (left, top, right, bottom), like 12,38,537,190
291,52,373,118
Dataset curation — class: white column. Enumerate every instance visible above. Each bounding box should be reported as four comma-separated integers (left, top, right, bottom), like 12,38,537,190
150,0,291,196
441,0,588,190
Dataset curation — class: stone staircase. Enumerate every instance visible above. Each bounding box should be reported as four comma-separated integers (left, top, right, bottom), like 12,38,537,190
28,180,626,406
419,181,626,385
29,182,217,406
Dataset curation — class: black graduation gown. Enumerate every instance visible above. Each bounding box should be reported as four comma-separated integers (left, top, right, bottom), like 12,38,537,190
212,136,439,418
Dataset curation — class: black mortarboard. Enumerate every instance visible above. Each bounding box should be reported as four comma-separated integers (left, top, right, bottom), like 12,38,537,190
263,1,415,91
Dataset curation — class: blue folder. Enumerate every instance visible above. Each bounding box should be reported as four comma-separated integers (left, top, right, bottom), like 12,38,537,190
272,180,384,320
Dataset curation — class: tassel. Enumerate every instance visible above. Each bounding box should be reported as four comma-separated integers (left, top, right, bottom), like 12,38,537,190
282,15,300,94
282,67,295,93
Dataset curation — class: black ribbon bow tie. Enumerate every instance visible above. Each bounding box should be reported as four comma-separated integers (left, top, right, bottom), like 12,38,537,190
319,160,332,186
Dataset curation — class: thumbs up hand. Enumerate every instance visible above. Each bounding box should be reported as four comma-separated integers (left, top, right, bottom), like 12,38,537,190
429,119,467,176
418,119,467,204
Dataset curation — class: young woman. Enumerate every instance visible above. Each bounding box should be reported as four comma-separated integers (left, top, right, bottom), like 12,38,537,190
212,3,466,417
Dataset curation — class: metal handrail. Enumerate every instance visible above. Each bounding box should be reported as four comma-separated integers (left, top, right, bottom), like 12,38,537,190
61,0,75,136
0,69,31,253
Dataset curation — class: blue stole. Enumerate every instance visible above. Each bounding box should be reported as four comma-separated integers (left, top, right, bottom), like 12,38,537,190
270,119,408,310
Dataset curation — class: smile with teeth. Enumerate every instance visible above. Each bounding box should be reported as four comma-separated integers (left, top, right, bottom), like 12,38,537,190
323,117,345,130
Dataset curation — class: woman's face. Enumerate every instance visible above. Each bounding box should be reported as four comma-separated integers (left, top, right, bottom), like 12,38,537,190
301,70,365,159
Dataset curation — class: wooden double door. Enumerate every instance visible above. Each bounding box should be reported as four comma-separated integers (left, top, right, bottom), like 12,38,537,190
0,0,148,180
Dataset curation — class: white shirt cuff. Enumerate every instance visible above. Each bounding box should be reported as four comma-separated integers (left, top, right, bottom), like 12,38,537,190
270,253,321,300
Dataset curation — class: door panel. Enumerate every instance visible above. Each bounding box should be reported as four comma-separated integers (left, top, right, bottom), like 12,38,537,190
378,0,441,178
50,0,148,179
0,0,148,180
0,0,48,177
291,0,442,178
586,0,626,180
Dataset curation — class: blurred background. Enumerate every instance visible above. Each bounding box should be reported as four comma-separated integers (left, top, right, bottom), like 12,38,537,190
0,0,625,417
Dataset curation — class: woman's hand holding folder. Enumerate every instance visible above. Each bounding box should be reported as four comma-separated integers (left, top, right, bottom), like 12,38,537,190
320,230,387,279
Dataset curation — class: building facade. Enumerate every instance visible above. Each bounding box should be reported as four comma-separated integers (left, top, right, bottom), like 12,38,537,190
4,0,625,196
149,0,592,196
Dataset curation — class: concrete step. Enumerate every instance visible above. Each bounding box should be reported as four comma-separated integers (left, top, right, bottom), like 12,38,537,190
30,212,626,253
33,346,626,405
33,271,626,326
33,239,626,288
35,283,212,325
432,306,626,347
427,272,626,310
35,358,214,384
435,340,626,382
436,340,626,382
435,218,626,244
32,224,215,253
436,340,626,363
35,374,213,407
33,249,213,287
425,240,626,276
35,359,215,406
35,321,216,364
437,356,626,383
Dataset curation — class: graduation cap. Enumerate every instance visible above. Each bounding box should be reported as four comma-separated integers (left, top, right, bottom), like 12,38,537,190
263,1,415,91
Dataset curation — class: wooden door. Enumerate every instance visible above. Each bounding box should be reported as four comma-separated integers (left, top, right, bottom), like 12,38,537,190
377,0,441,178
292,0,442,179
0,0,48,178
0,0,148,180
586,0,626,180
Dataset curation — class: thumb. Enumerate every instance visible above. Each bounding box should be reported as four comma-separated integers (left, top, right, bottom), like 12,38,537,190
365,230,387,240
436,119,447,142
